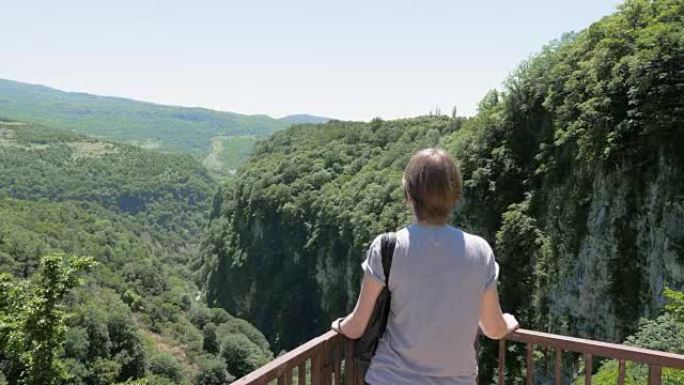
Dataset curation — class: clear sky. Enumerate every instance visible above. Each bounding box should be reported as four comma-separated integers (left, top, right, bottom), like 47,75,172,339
1,0,621,121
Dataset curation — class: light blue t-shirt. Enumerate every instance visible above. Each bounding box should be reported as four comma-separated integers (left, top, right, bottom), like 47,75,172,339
362,224,499,385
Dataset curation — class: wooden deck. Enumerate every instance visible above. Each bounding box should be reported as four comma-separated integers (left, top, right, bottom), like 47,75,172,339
232,328,684,385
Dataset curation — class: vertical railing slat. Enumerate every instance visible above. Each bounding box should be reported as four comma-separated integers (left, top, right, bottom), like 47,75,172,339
498,339,506,385
311,347,322,385
555,347,562,385
584,354,592,385
344,339,354,385
617,360,625,385
333,342,341,385
526,343,534,385
648,365,662,385
298,362,306,385
284,367,293,385
323,338,332,385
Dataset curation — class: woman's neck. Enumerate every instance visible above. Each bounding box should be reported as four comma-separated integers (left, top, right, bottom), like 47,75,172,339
414,219,447,227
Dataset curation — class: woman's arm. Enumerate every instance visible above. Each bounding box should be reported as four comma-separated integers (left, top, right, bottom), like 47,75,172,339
331,274,384,339
479,285,519,339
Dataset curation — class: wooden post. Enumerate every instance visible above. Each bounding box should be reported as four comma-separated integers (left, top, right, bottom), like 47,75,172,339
311,348,322,385
584,354,592,385
648,365,662,385
617,360,625,385
333,343,341,385
298,363,306,385
344,340,353,385
526,344,534,385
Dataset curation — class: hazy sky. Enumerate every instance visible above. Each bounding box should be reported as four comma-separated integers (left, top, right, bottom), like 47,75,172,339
2,0,621,121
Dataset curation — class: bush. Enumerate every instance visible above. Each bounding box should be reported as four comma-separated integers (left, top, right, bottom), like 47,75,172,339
196,355,234,385
202,323,220,355
147,353,185,384
220,333,270,379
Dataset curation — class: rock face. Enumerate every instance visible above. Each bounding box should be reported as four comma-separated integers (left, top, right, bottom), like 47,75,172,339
200,0,684,353
539,153,684,342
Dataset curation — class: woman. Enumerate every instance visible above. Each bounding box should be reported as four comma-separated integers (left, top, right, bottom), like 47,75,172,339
331,148,518,385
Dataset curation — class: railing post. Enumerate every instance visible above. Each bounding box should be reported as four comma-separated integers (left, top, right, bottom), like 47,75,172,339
322,338,332,385
584,354,592,385
333,342,341,385
648,365,662,385
298,363,306,385
617,360,625,385
526,344,534,385
345,339,354,385
311,345,323,385
285,368,293,385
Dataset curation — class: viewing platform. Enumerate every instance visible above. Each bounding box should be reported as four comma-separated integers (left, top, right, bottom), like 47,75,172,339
231,329,684,385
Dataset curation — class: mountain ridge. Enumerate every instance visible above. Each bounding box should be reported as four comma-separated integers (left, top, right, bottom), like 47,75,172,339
0,78,332,177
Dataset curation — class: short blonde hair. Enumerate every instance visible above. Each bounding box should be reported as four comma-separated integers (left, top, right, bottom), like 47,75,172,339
403,148,462,224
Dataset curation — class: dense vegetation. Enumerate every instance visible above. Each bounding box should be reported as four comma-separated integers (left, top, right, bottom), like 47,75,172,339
201,0,684,381
582,289,684,385
0,122,212,250
0,122,272,384
0,79,328,176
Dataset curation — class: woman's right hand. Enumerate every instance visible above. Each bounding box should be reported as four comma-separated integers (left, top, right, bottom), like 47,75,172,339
503,313,519,334
479,287,520,339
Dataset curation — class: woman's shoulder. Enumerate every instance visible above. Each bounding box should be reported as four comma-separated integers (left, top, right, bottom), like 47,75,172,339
456,228,494,258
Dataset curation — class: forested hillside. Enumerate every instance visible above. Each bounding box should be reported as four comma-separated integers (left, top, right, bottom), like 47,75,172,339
0,122,272,385
0,122,212,250
201,0,684,365
0,79,328,177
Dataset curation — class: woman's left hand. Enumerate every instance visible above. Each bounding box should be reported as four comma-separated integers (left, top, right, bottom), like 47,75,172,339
331,317,345,334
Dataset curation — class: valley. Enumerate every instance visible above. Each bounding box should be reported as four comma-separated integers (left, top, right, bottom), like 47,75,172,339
1,0,683,384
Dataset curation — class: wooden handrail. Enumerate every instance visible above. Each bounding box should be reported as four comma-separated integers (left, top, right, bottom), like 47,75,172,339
506,329,684,369
231,328,684,385
232,331,342,385
497,329,684,385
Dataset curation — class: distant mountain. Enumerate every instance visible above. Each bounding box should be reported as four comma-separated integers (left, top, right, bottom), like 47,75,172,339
0,78,313,177
279,114,331,124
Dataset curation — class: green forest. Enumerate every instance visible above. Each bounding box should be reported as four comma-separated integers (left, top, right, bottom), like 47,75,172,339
0,122,272,385
1,0,683,384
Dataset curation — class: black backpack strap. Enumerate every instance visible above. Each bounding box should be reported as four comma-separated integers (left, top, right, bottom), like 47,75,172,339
380,232,397,286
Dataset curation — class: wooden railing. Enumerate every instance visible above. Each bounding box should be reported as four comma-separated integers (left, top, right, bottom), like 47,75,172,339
232,329,684,385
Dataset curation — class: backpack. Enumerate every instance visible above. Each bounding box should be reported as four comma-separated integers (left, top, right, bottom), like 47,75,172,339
353,232,397,376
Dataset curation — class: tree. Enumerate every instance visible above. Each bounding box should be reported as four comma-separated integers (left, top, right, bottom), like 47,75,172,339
196,356,234,385
0,253,95,385
202,323,220,355
147,353,184,384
